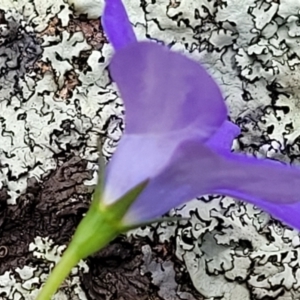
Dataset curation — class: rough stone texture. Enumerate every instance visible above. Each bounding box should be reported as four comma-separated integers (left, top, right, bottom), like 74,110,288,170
1,0,300,300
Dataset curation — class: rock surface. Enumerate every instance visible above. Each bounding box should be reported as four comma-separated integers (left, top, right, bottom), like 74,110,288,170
0,0,300,299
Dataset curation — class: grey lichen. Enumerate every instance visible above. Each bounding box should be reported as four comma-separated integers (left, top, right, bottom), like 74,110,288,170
126,1,300,299
0,3,122,204
0,236,88,300
2,0,300,299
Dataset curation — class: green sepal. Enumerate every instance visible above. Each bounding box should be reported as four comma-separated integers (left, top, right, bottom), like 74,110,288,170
36,163,187,300
100,179,149,227
36,146,150,299
65,178,149,260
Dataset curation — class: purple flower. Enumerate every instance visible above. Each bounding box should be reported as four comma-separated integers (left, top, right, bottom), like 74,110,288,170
102,0,300,229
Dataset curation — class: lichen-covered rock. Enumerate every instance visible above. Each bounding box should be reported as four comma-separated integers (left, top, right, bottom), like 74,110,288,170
123,1,300,299
2,0,300,299
0,4,122,205
0,236,89,300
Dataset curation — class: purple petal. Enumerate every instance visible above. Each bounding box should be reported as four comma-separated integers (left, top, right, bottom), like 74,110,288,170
246,200,300,230
122,140,220,223
102,0,137,50
123,140,300,228
212,151,300,230
103,42,228,205
103,133,181,204
205,120,240,151
110,42,227,139
214,151,300,206
103,122,238,206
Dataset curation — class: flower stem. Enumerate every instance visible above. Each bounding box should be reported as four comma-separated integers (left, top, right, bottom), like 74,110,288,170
36,246,79,300
36,200,119,300
36,179,148,299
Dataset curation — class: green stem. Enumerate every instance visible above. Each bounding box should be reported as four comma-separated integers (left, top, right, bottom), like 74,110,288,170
36,200,119,300
36,247,79,300
36,178,148,299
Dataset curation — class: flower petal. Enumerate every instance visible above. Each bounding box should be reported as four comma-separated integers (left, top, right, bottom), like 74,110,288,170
214,151,300,206
205,120,240,151
121,140,221,223
103,132,182,204
103,42,228,205
212,150,300,229
245,199,300,230
103,120,238,206
123,140,300,228
102,0,137,50
109,42,227,139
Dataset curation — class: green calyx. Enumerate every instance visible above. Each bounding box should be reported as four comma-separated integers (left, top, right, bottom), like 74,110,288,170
36,174,149,300
69,177,149,260
36,140,185,300
36,141,150,300
70,138,150,259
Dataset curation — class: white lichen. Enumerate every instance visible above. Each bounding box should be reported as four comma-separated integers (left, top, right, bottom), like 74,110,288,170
0,3,122,204
2,0,300,299
0,237,88,299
